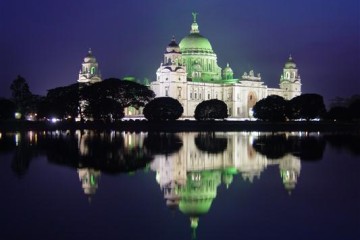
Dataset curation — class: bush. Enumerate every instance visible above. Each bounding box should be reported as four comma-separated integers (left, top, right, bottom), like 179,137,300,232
194,99,228,121
143,97,183,121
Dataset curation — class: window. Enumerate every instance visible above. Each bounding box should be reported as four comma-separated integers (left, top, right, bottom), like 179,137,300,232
190,93,193,99
208,93,210,99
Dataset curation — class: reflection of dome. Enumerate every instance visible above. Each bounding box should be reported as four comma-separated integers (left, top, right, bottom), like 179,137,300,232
179,198,213,216
284,55,296,69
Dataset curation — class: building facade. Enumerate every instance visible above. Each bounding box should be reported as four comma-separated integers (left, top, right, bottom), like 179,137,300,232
150,13,302,118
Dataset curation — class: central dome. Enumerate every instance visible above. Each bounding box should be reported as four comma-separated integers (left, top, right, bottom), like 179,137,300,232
179,33,213,53
179,14,213,53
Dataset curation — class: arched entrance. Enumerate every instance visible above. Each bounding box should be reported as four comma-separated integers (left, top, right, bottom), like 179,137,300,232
247,92,258,118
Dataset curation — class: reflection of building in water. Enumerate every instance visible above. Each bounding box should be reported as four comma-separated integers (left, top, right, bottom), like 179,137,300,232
280,154,301,193
150,132,302,233
78,168,101,200
179,171,221,238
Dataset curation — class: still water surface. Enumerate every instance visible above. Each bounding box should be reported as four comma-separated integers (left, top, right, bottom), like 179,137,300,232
0,131,359,240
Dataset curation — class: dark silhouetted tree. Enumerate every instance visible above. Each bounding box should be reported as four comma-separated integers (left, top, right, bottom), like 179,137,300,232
287,94,326,120
349,98,360,120
253,95,287,121
10,75,33,118
85,97,124,121
143,97,183,121
82,78,155,120
0,98,16,120
38,83,80,119
326,106,351,121
194,99,228,121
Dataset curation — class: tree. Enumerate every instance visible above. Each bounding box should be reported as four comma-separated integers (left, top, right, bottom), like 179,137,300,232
82,78,155,108
253,95,287,121
349,98,360,120
10,75,33,118
85,97,124,121
38,83,80,120
143,97,183,121
326,106,351,121
194,99,228,121
81,78,155,120
0,98,16,120
287,94,326,120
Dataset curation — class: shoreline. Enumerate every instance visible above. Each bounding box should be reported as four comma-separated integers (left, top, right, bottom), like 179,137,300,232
0,120,359,133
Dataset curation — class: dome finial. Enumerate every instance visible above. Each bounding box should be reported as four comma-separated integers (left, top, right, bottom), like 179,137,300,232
289,54,292,60
192,12,198,23
190,12,200,33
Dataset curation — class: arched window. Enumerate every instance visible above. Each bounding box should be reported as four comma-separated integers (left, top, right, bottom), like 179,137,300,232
90,67,95,75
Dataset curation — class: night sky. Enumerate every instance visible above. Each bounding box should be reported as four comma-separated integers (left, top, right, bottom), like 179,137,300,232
1,0,359,106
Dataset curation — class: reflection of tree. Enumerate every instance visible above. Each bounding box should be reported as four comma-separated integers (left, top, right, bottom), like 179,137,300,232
44,132,154,174
143,133,183,155
252,134,289,159
289,135,326,160
9,133,41,177
253,133,326,160
325,134,360,156
194,132,227,154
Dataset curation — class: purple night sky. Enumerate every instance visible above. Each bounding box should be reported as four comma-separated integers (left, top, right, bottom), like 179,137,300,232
0,0,359,106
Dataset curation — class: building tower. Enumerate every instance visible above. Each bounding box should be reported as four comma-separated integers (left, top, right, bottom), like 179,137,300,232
152,37,188,109
77,48,102,85
280,55,302,100
76,49,102,120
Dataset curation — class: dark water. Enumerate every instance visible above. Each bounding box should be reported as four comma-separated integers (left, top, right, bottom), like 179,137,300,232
0,131,359,240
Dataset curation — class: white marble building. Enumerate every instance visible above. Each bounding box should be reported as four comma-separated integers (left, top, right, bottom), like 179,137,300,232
150,13,302,118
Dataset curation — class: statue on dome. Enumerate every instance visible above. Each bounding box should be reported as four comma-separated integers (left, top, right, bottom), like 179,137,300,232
192,12,198,22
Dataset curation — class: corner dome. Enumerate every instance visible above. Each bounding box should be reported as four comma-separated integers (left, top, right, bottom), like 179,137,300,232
166,36,181,53
223,63,233,73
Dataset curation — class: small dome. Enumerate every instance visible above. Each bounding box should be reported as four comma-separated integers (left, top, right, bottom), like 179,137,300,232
284,55,296,69
223,63,233,73
84,48,96,63
166,36,181,53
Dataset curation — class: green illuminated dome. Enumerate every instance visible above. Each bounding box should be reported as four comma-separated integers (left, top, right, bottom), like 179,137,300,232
179,34,213,53
179,15,213,53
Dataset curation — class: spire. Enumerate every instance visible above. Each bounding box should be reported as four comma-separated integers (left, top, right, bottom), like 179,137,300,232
190,12,200,33
190,217,199,239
